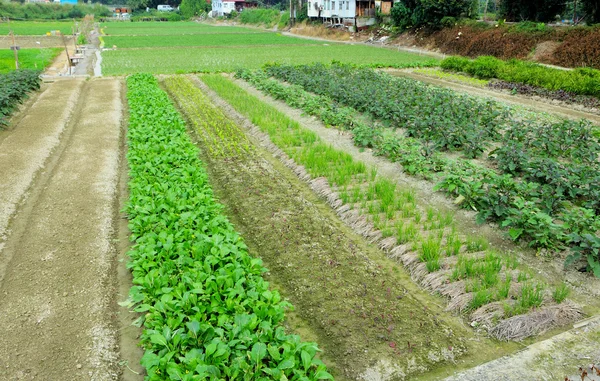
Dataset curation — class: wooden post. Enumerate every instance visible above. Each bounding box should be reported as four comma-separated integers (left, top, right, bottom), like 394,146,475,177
62,34,72,75
8,19,19,70
10,30,19,70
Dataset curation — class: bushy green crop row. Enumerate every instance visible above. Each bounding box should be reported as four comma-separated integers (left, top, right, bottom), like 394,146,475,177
238,69,600,276
124,73,332,380
441,55,600,97
265,62,506,159
0,69,40,128
202,73,573,336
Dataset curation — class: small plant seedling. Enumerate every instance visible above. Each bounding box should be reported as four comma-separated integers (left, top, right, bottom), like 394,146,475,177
552,282,570,304
466,235,489,252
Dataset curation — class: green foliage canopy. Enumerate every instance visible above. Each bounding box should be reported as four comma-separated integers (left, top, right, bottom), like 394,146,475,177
390,0,477,28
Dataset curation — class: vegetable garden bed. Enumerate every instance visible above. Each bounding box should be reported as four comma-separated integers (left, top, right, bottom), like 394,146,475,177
124,73,332,380
252,63,600,276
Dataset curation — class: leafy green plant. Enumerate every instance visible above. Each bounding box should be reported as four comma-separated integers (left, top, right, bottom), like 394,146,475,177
552,283,570,303
124,73,332,380
0,69,41,128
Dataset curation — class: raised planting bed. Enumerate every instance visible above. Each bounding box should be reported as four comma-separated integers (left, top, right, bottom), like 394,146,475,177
123,73,332,380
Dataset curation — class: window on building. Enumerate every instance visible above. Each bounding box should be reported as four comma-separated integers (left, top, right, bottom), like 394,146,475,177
346,1,349,10
332,1,335,10
339,1,342,10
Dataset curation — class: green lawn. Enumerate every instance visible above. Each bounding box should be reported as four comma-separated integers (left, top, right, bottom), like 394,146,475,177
0,21,76,36
0,48,61,73
100,21,438,75
102,44,438,75
104,32,314,49
101,21,261,36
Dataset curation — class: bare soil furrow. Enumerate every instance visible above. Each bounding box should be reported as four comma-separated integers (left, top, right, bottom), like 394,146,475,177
0,78,84,244
0,78,123,381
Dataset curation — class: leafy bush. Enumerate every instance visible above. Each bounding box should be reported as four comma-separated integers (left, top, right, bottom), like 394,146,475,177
441,55,600,97
440,55,470,72
465,56,503,79
395,0,477,28
0,69,40,128
552,28,600,70
390,2,412,29
0,2,110,20
124,73,333,380
239,8,281,27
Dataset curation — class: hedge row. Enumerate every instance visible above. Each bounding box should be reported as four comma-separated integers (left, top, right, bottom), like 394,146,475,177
441,55,600,97
0,69,40,128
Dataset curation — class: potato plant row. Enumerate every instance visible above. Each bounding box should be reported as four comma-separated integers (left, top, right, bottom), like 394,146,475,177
202,74,575,340
124,73,332,380
241,68,600,276
0,69,40,128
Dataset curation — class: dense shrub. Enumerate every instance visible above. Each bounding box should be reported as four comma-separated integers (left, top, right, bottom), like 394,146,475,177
499,0,566,22
0,2,110,20
466,55,503,78
440,55,470,71
0,69,41,128
552,28,600,70
239,8,281,26
441,55,600,97
389,0,476,29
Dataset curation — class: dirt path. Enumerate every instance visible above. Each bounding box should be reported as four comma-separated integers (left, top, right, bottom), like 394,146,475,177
442,317,600,381
0,78,136,380
0,78,83,246
387,70,600,125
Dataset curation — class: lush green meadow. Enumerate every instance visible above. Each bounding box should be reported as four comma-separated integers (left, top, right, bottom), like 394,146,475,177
0,48,61,73
100,22,437,75
101,22,262,36
104,32,312,49
0,21,76,36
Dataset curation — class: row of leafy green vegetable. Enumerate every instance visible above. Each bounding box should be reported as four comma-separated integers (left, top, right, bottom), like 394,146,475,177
124,73,332,380
237,68,600,277
441,55,600,98
0,69,40,128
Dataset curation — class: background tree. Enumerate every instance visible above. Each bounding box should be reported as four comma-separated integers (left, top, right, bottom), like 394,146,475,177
391,0,477,28
499,0,566,22
581,0,600,24
180,0,209,18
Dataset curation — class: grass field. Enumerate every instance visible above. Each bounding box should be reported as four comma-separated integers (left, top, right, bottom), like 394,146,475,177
0,48,61,73
104,32,314,48
0,21,76,36
100,22,438,75
103,44,438,74
101,22,261,36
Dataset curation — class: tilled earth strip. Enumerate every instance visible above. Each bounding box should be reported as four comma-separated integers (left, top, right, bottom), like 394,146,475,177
0,78,123,380
0,78,83,246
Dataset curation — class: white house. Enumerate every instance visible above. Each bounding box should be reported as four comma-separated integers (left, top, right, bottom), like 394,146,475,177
212,0,256,16
306,0,392,28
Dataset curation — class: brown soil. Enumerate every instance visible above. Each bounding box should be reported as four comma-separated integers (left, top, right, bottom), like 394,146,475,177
0,35,73,49
532,40,561,62
44,46,76,76
0,78,142,380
